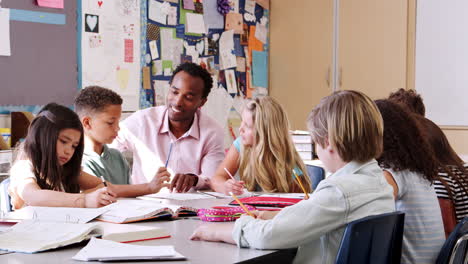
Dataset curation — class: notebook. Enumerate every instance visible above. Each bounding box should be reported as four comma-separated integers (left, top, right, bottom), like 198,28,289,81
229,195,303,208
73,237,186,261
2,206,109,224
100,223,171,243
97,200,197,224
0,220,102,253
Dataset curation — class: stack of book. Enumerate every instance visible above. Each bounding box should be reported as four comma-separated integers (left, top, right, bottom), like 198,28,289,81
291,130,314,161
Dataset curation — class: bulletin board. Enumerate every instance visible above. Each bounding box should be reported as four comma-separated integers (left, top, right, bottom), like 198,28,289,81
0,0,77,113
140,0,270,141
79,0,141,111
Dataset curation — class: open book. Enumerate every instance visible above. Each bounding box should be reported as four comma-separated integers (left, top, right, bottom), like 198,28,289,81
97,200,197,224
73,237,186,261
0,220,102,253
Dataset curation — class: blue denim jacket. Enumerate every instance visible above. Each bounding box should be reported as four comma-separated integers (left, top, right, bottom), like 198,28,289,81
232,159,395,264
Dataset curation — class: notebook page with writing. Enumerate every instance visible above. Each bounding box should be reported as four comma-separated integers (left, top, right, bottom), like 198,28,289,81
0,220,102,253
139,192,214,201
73,237,186,261
3,206,110,223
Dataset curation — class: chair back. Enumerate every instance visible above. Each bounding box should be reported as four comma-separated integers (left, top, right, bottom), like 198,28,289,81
436,217,468,264
335,211,405,264
0,177,12,213
306,164,325,190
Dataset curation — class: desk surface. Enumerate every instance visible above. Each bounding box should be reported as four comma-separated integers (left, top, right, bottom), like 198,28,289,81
0,197,289,264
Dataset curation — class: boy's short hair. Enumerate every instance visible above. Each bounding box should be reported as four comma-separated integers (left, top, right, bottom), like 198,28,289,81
388,88,425,116
74,86,123,117
307,90,384,162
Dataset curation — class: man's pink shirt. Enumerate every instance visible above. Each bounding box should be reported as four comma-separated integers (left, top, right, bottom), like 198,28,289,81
111,106,225,189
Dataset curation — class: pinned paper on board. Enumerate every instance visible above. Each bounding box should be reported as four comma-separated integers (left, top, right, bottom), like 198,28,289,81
225,69,238,94
149,40,159,60
252,50,268,88
148,0,167,24
225,13,243,34
167,6,178,26
202,0,224,33
152,60,163,76
147,23,160,41
37,0,64,9
154,80,170,106
245,0,256,14
88,35,103,48
202,87,234,128
255,22,267,44
185,13,206,34
116,68,130,90
142,66,151,90
228,0,239,13
0,8,11,56
236,57,246,72
183,0,195,10
219,30,236,70
124,39,134,63
85,14,99,33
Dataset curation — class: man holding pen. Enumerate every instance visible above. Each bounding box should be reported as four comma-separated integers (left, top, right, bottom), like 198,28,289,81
112,63,225,193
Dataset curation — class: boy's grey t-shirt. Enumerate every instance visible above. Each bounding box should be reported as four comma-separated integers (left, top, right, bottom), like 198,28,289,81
82,145,130,185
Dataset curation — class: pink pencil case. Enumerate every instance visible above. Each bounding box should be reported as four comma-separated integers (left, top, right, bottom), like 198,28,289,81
197,205,256,222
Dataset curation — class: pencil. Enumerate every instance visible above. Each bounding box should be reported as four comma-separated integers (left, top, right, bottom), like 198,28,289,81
292,169,310,199
224,167,236,181
229,192,255,218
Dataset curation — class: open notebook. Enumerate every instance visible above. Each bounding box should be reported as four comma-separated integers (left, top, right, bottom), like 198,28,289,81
2,206,109,223
97,200,197,224
0,220,102,253
73,237,186,261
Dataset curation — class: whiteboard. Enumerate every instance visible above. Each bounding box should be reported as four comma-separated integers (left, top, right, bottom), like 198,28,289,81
415,0,468,126
80,0,140,111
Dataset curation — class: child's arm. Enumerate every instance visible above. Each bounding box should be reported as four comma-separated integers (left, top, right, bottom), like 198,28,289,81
79,168,171,197
17,178,115,208
210,145,244,195
383,170,398,200
190,223,236,244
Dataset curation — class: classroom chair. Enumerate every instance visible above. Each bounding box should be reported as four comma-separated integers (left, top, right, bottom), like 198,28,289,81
335,211,405,264
306,164,325,190
436,217,468,264
0,177,12,213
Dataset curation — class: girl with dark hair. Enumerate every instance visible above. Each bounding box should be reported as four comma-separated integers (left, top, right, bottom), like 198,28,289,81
416,116,468,230
8,103,169,210
375,100,445,264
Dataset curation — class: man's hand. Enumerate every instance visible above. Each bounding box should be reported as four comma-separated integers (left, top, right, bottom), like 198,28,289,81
170,173,198,193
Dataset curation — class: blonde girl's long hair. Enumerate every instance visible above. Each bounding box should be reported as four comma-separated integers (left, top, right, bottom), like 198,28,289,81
239,97,312,193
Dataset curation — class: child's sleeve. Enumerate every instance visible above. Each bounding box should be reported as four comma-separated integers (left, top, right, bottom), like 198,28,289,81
232,184,348,249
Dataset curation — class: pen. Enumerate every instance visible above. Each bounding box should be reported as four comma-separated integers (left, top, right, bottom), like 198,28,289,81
165,143,173,168
100,176,107,187
229,192,255,218
292,169,310,199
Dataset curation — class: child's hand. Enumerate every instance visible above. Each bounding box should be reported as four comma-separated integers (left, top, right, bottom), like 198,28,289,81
85,187,116,208
190,223,236,244
148,167,171,193
252,210,280,220
224,179,245,195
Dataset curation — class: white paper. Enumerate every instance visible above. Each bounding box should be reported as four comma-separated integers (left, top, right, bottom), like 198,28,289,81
225,69,238,94
5,206,109,224
167,6,177,26
255,22,267,44
186,13,206,34
0,8,11,56
148,0,167,24
73,237,181,261
142,192,215,201
149,40,159,60
202,87,234,127
236,57,246,72
154,80,169,105
229,0,239,13
245,0,256,14
160,28,183,65
219,30,237,70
